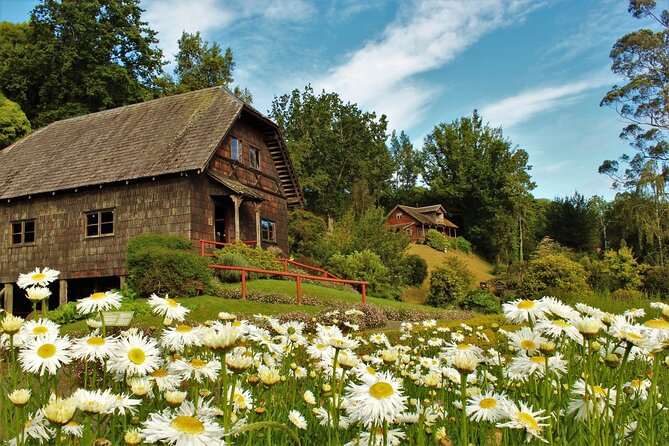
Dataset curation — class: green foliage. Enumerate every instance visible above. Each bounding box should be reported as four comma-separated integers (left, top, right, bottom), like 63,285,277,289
270,85,393,217
212,243,280,272
0,0,165,127
455,236,472,253
581,256,613,293
521,254,590,296
426,229,448,251
47,302,85,324
215,253,251,283
458,290,501,314
643,265,669,297
126,234,212,297
422,110,535,262
174,31,235,93
400,254,428,287
328,250,399,300
610,288,646,302
545,192,600,252
388,130,424,193
288,209,327,260
0,93,30,148
601,244,643,290
427,258,473,308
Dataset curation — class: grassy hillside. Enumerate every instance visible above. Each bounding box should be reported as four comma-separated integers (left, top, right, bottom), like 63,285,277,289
402,243,495,303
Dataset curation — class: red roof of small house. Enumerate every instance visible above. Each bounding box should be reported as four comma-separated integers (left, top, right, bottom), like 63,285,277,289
388,204,458,228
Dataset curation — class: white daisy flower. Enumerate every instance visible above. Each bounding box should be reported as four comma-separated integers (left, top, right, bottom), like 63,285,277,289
567,379,616,420
507,327,547,354
288,409,307,429
76,291,122,315
62,421,83,438
345,371,407,427
169,357,221,383
149,368,181,392
19,318,61,339
107,333,161,377
7,410,53,445
466,391,510,422
496,402,549,443
141,404,225,445
535,318,583,344
147,293,190,322
344,427,406,446
25,286,51,303
17,267,60,289
502,298,547,324
18,333,72,375
70,333,117,362
160,324,204,353
73,388,117,414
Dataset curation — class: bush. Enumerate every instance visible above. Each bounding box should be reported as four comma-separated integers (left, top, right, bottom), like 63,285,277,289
212,242,280,272
643,266,669,298
581,256,612,293
215,253,251,283
328,250,400,299
400,254,428,287
126,234,213,297
426,229,448,251
520,254,589,296
601,245,642,291
47,302,86,324
427,258,473,308
455,237,472,253
610,288,646,302
458,290,501,314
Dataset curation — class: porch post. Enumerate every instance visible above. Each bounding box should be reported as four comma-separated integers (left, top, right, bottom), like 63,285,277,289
231,194,242,242
254,202,262,247
59,279,68,307
3,283,13,314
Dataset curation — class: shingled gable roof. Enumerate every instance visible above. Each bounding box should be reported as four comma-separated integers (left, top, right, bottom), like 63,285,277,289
0,86,304,206
392,204,458,228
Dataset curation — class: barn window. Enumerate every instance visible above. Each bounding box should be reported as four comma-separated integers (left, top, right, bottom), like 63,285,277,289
250,146,260,169
261,218,276,242
86,210,114,237
231,137,241,161
405,228,413,236
11,219,35,245
396,212,402,220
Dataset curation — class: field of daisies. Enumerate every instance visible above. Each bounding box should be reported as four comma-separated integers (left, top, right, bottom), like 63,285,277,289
1,268,669,445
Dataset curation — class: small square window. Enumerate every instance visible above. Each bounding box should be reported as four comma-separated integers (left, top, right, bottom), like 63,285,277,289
396,212,402,220
231,137,241,161
261,218,276,242
250,147,260,169
86,210,114,237
11,219,36,245
405,228,413,236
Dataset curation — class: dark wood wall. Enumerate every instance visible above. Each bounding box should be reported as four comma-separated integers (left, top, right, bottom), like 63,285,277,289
0,176,192,283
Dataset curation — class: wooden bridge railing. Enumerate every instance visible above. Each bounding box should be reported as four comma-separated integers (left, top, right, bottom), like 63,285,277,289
207,264,367,305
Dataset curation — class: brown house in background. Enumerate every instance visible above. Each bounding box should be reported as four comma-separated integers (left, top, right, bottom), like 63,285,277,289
0,86,303,313
386,204,458,242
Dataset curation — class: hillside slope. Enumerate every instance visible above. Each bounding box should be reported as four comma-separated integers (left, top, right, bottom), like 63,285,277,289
403,243,495,303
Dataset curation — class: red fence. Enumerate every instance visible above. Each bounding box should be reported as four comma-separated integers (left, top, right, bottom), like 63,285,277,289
275,258,340,279
207,264,368,305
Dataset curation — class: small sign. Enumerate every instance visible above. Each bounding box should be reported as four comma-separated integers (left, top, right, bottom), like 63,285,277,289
102,311,134,327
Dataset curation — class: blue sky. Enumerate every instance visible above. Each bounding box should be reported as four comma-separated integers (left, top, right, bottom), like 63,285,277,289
1,0,654,200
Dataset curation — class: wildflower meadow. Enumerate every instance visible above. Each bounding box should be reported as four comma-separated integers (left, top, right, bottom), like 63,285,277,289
1,267,669,445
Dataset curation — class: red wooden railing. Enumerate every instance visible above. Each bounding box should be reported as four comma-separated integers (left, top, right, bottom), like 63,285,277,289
275,258,340,279
207,264,368,305
200,239,257,256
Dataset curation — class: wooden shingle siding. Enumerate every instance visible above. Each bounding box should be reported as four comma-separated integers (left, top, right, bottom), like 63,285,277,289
0,176,192,283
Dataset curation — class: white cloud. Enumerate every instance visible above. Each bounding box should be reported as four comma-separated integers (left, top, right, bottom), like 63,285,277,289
480,71,613,128
313,0,548,131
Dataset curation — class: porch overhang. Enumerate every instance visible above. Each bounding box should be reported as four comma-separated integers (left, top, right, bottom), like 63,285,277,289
207,171,265,202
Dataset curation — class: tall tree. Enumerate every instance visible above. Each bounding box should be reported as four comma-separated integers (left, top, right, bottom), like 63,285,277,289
0,0,165,127
422,110,535,262
0,92,31,148
388,130,423,193
271,86,393,221
544,192,600,252
174,31,234,93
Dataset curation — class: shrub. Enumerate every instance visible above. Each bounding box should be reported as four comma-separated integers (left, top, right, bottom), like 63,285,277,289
328,250,399,299
400,254,428,287
458,290,501,314
601,245,642,291
212,242,280,272
610,288,646,302
126,234,213,297
426,229,448,251
427,258,473,308
643,265,669,298
581,256,612,293
215,253,251,283
455,237,472,253
520,254,589,296
47,302,85,324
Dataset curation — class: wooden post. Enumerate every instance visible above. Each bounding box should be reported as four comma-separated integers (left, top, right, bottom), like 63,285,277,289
231,194,242,242
119,275,127,290
241,270,246,299
283,259,288,272
59,279,68,307
254,202,262,249
200,239,205,256
361,283,367,305
296,276,302,305
3,283,12,314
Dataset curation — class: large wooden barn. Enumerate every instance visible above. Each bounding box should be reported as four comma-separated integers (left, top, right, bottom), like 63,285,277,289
0,86,303,313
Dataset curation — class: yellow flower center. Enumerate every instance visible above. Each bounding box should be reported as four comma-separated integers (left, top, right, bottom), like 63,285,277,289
128,348,146,365
517,300,535,310
517,412,539,430
366,366,376,375
166,298,178,308
232,321,242,327
369,382,394,399
553,320,572,328
25,419,32,428
37,343,56,359
87,337,105,346
90,292,107,300
190,359,206,368
592,385,606,396
32,326,48,335
479,397,497,409
621,330,643,341
521,340,537,350
530,356,547,364
316,343,326,349
457,343,471,350
631,379,642,388
151,369,168,378
169,416,205,434
644,319,669,329
31,273,46,282
176,325,192,333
